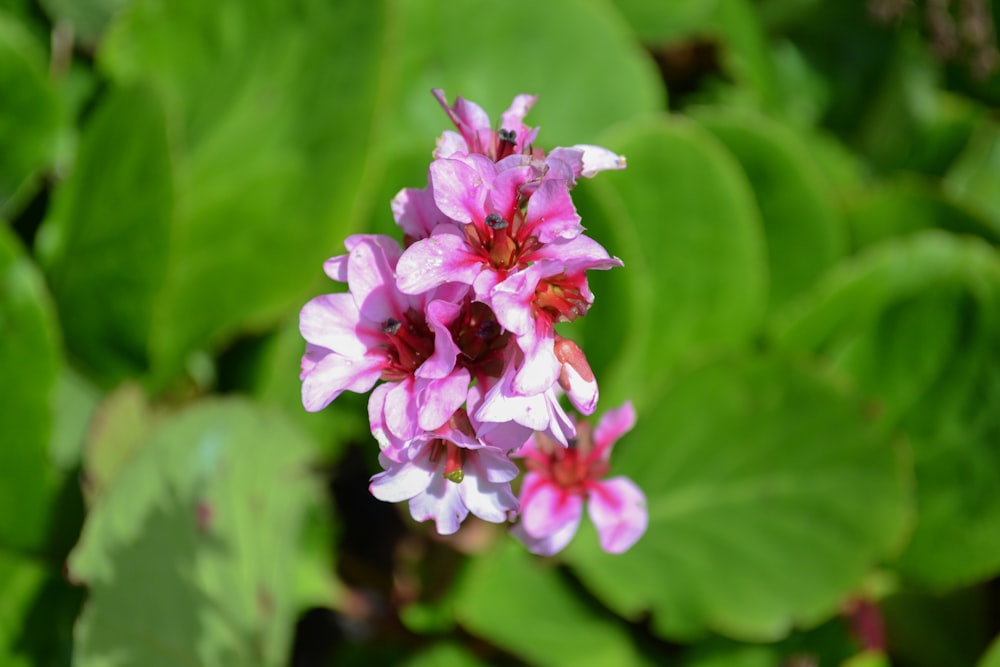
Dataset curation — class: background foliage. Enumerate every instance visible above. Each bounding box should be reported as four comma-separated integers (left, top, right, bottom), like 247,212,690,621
1,0,999,665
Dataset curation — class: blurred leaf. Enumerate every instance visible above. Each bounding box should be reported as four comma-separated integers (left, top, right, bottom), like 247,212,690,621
0,225,61,554
883,586,993,667
0,550,82,667
81,382,156,504
97,0,392,383
40,84,172,385
564,355,908,641
693,107,846,313
49,367,102,472
39,0,132,43
453,539,654,667
575,115,767,411
945,119,1000,236
846,179,999,250
400,642,489,667
611,0,720,43
774,231,1000,588
389,0,664,155
0,11,61,217
70,399,319,667
981,633,1000,667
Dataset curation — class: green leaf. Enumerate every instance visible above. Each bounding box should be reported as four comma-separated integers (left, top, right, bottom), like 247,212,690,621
693,107,846,314
0,225,61,554
70,398,319,667
453,540,654,667
40,84,172,385
38,0,132,43
575,115,767,410
846,179,999,250
0,11,61,216
773,231,1000,588
96,0,392,383
400,642,490,667
564,356,908,641
981,633,1000,667
946,120,1000,237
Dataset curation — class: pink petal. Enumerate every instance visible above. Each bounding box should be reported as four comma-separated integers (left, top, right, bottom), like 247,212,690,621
323,254,348,282
417,299,463,380
396,232,483,294
587,477,647,554
499,94,537,133
593,401,636,460
416,368,470,432
519,475,583,539
410,475,468,535
299,293,381,356
429,158,491,223
511,514,580,556
434,130,468,159
347,236,408,325
573,144,627,177
525,179,581,244
383,377,419,441
392,185,449,241
369,456,435,502
300,351,383,412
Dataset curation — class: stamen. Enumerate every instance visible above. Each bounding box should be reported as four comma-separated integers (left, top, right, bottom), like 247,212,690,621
498,128,517,144
476,320,501,339
485,213,509,230
382,318,402,335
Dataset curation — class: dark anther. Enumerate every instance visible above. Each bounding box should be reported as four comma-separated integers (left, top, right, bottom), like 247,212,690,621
476,320,501,339
382,318,402,335
499,128,517,144
485,213,509,230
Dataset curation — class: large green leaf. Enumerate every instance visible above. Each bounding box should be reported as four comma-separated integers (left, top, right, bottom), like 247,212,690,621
40,84,172,384
94,0,391,383
575,115,767,410
693,107,846,314
946,120,1000,236
70,399,319,667
453,539,654,667
564,356,908,641
0,11,60,216
774,231,1000,588
0,226,61,554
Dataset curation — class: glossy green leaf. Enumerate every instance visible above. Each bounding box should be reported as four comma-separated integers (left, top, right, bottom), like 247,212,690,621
576,115,767,410
693,107,846,313
40,84,172,384
453,539,654,667
70,399,319,667
774,231,1000,588
0,226,61,554
564,356,907,641
96,0,391,383
0,11,60,216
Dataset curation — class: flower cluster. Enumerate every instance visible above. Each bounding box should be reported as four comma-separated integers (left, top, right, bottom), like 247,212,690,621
300,90,646,554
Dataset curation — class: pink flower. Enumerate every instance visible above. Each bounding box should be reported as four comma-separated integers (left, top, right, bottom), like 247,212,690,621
369,409,520,535
299,235,470,439
512,401,647,556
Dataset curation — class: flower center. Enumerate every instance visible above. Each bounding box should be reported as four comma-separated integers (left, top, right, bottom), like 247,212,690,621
451,301,510,377
380,309,435,381
533,273,590,323
428,438,467,483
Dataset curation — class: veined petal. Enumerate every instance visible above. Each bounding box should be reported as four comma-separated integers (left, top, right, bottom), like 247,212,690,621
384,377,419,441
470,445,520,483
592,401,637,460
520,476,583,540
416,368,470,432
347,236,409,324
525,179,581,244
323,254,349,282
369,456,435,502
587,476,647,554
430,158,491,223
418,299,463,379
300,351,383,412
396,231,483,294
410,474,469,535
434,130,468,159
392,185,449,241
299,293,381,356
500,93,537,133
